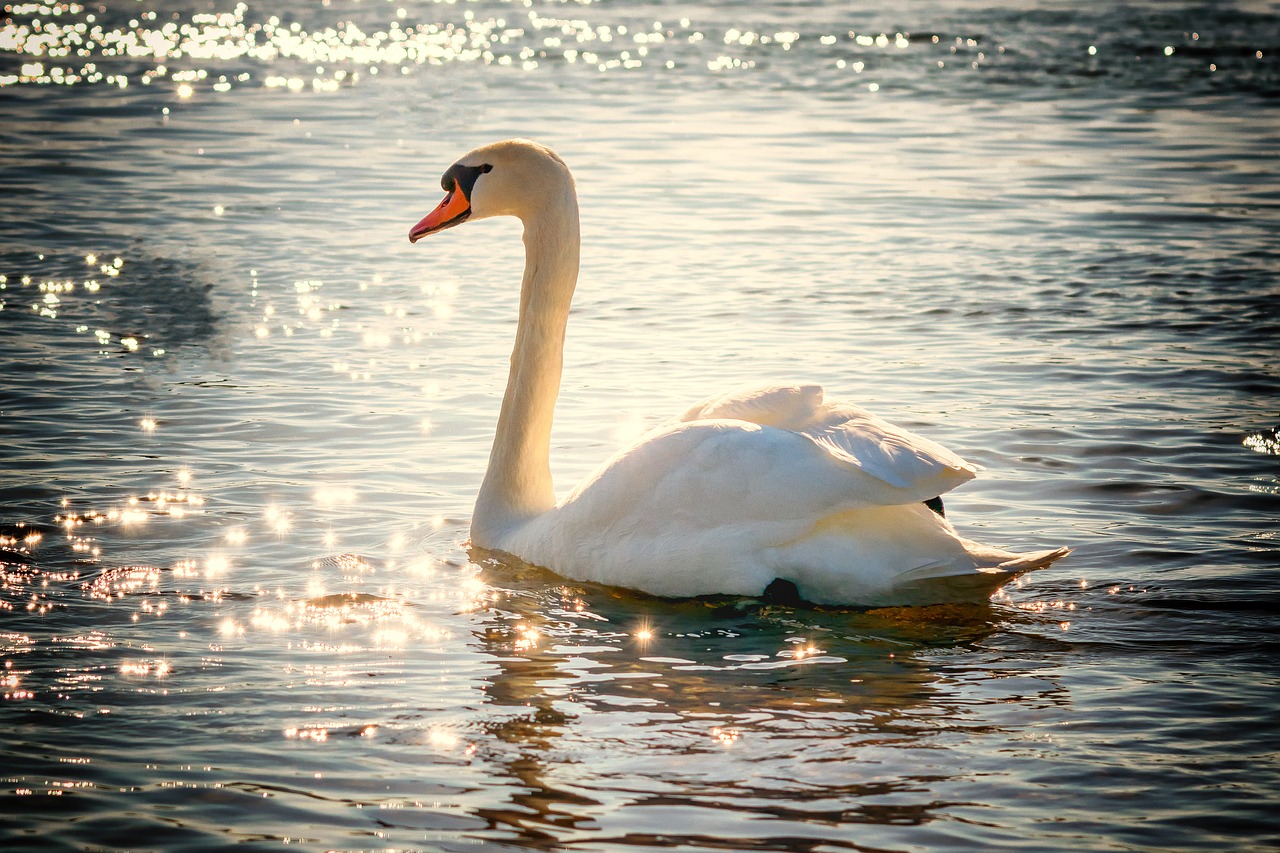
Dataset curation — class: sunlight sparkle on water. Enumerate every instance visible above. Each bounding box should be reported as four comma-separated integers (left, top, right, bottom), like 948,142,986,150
511,622,542,652
312,485,357,507
120,660,170,678
786,640,821,660
1244,425,1280,456
205,554,230,577
710,726,741,747
305,576,327,600
284,726,328,743
265,505,292,535
406,555,434,577
427,728,461,751
0,1,1040,96
372,626,408,648
250,606,292,633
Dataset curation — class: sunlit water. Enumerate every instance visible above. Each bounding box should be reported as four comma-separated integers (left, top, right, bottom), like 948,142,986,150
2,0,1279,849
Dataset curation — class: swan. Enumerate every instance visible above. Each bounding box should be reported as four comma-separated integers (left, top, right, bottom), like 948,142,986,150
408,139,1069,607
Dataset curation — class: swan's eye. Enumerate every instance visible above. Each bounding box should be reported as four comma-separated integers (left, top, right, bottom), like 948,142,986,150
441,163,494,200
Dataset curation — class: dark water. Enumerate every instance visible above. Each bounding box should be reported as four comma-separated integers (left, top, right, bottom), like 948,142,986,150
2,0,1279,850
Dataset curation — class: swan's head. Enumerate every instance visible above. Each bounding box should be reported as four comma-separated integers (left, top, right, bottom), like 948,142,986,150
408,139,573,243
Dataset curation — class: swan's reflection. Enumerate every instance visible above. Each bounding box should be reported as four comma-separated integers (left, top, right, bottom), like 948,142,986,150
464,552,600,845
462,548,1069,847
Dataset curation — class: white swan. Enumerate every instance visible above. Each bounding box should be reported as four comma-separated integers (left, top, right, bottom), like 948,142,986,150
409,139,1069,606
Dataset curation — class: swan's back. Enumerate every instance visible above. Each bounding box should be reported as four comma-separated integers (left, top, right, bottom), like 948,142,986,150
675,383,977,502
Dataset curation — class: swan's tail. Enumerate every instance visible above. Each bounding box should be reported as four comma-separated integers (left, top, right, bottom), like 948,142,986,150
767,504,1072,606
893,546,1072,605
996,546,1072,574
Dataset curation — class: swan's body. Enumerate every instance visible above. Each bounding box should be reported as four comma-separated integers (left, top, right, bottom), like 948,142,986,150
409,139,1068,606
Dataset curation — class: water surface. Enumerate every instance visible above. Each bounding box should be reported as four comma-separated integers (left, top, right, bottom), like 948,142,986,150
2,0,1279,850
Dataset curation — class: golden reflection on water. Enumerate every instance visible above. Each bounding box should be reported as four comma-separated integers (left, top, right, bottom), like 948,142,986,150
0,0,969,101
439,553,1030,845
119,658,170,678
284,725,329,742
3,0,649,90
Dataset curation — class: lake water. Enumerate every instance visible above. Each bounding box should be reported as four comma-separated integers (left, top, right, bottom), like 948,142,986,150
2,0,1279,849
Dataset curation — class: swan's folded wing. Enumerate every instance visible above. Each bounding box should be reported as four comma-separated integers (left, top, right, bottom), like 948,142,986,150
673,383,975,501
801,402,976,498
672,383,826,429
562,418,964,541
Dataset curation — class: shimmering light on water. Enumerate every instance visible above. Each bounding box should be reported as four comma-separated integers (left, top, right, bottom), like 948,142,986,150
3,0,1280,849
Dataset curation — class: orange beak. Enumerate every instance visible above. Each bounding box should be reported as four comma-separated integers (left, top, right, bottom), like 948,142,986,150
409,181,471,243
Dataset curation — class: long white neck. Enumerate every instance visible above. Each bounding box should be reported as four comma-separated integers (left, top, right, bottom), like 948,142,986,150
471,191,580,547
